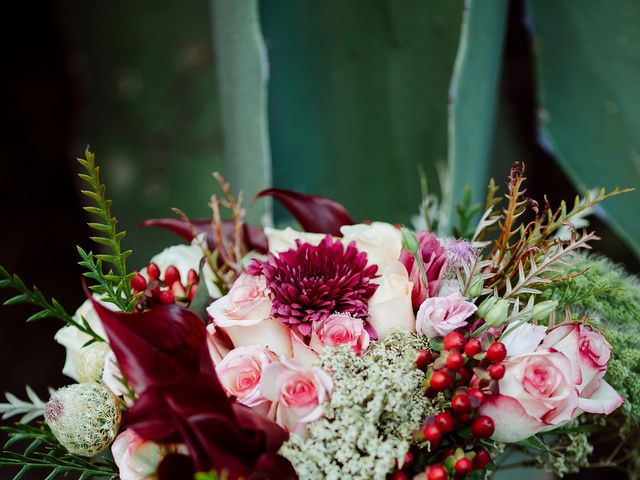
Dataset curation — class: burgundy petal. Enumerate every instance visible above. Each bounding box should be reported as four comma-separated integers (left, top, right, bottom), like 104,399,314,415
255,188,354,236
156,453,195,480
141,218,268,253
91,300,208,392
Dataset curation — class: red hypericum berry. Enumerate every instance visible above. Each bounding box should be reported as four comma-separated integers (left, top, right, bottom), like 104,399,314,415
171,281,187,298
458,367,472,384
458,413,472,424
188,283,199,302
446,351,465,370
423,424,442,446
159,290,175,304
486,342,507,363
468,388,484,404
426,465,448,480
164,265,181,286
416,349,434,371
473,448,491,470
443,332,466,351
454,457,473,475
471,415,495,438
488,363,506,380
147,262,161,280
451,394,473,414
434,412,455,433
429,371,451,391
388,472,408,480
131,273,147,291
187,268,199,285
464,338,482,357
401,451,414,468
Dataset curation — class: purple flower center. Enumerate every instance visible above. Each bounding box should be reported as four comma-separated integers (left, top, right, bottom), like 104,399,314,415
254,236,378,336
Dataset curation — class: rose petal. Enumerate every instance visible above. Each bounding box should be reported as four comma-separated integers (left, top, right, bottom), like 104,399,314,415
578,380,624,415
478,394,545,443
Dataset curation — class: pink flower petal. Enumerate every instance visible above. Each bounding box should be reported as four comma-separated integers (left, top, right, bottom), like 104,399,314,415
478,395,544,443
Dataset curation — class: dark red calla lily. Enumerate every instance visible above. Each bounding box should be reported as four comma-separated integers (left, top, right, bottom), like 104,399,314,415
140,218,268,254
255,188,354,236
91,296,296,479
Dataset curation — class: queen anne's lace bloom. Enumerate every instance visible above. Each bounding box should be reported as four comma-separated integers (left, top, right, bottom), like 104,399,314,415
45,383,121,456
280,332,445,480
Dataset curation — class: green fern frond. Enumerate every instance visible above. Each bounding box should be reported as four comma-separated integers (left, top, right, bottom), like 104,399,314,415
0,266,105,343
0,423,118,480
77,150,135,311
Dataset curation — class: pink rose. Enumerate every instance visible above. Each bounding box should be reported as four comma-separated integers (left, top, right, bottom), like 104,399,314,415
112,429,166,480
261,360,332,437
309,313,370,355
216,345,276,409
207,273,292,357
479,349,579,442
416,292,477,338
399,231,447,308
542,323,623,415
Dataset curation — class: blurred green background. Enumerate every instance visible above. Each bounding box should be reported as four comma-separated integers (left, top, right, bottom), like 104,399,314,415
66,0,640,268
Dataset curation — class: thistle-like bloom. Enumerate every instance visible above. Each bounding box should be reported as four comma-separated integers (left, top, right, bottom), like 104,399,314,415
255,236,378,336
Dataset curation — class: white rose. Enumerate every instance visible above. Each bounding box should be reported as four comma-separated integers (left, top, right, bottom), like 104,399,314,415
340,222,402,272
264,227,327,254
54,298,108,381
366,261,415,339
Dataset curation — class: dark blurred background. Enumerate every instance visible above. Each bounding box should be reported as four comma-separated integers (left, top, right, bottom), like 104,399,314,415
1,1,638,479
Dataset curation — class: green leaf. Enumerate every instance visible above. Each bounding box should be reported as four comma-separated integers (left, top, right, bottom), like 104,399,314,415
528,0,640,257
188,257,214,321
515,434,554,454
261,0,464,224
447,0,509,225
210,0,271,224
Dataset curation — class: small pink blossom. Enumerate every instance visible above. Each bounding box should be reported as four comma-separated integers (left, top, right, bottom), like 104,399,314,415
216,345,276,408
309,313,370,355
260,360,332,437
416,292,477,338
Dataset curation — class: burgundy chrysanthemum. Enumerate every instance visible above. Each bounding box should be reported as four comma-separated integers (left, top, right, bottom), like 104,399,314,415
254,236,378,336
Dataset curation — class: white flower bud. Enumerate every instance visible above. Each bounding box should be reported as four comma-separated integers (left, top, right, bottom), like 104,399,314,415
45,383,121,457
532,300,558,321
477,296,498,319
467,277,484,298
76,343,111,383
484,299,510,327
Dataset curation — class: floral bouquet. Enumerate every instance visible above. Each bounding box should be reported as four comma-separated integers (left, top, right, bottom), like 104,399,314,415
1,153,638,480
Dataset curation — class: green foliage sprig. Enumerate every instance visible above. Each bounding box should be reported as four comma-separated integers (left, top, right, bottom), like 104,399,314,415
0,266,105,343
77,150,136,312
0,423,118,480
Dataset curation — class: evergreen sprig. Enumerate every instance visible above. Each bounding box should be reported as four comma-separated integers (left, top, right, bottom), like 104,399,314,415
0,266,105,343
0,423,118,480
77,150,135,312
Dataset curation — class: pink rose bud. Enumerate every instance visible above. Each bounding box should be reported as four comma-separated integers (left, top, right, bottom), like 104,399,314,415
112,429,167,480
215,345,276,408
416,292,477,338
542,323,623,415
309,314,370,355
399,231,447,308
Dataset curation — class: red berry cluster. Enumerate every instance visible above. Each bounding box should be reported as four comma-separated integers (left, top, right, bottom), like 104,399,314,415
390,332,508,479
131,262,200,308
